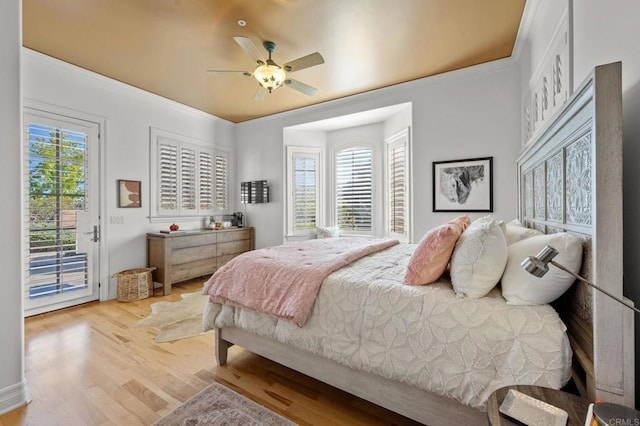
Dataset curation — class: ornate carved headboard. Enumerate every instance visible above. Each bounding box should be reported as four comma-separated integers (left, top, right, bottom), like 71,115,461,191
517,62,634,406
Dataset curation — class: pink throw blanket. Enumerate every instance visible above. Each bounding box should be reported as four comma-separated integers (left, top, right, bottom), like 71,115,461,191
203,237,399,326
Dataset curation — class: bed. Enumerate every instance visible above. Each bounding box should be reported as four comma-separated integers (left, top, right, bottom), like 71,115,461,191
203,62,634,425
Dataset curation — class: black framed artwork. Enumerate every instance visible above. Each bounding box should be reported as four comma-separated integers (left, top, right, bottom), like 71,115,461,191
117,179,142,208
432,157,493,212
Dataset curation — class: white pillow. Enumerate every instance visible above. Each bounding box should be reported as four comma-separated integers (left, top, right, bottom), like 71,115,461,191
450,216,508,298
505,223,543,245
316,226,339,239
501,232,583,305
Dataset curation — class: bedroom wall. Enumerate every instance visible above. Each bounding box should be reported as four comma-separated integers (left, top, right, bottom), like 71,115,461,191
236,59,522,249
516,0,569,107
21,49,236,300
0,0,29,415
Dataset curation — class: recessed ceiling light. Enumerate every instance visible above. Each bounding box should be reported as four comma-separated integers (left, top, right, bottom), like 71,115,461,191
237,19,247,27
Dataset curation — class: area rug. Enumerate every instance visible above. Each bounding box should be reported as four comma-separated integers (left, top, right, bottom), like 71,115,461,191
135,291,211,343
154,382,295,426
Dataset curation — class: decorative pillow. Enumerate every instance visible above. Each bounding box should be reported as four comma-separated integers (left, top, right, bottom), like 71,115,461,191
450,215,508,298
501,232,583,305
404,215,471,285
507,218,524,226
505,223,543,245
316,226,340,239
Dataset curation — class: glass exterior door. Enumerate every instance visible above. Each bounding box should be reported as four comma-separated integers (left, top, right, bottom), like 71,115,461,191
24,111,100,316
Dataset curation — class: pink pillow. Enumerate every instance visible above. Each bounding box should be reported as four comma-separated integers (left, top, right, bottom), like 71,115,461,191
404,215,471,285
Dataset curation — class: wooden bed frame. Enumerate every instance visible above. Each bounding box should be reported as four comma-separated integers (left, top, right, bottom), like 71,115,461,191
214,62,634,425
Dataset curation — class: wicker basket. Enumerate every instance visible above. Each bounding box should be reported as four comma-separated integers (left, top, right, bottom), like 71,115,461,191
112,267,157,302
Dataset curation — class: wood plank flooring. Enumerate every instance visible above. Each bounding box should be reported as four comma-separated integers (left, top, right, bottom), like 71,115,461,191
0,280,423,426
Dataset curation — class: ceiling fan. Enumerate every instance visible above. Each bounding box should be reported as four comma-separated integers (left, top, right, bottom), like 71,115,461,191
207,37,324,101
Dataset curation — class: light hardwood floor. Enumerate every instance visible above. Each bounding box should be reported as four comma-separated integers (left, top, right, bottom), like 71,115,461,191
0,279,422,426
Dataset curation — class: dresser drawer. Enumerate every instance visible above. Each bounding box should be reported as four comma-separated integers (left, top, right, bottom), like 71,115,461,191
170,233,217,249
217,228,251,243
217,239,252,257
172,244,217,265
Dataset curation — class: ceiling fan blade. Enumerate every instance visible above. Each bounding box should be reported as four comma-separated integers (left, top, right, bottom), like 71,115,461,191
284,79,318,96
282,52,324,72
254,86,268,101
233,36,265,64
206,70,253,76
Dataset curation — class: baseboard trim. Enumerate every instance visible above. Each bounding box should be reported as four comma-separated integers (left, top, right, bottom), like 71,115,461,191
0,379,30,416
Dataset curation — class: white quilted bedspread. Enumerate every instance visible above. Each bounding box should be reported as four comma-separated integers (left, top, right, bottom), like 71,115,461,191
204,243,572,410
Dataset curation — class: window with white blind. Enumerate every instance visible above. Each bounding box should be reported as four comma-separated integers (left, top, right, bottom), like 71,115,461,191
199,150,214,210
335,147,373,233
215,153,228,210
385,128,410,241
286,147,322,235
151,128,227,218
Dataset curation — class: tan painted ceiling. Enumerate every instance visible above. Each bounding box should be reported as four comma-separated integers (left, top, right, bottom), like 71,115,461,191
22,0,526,123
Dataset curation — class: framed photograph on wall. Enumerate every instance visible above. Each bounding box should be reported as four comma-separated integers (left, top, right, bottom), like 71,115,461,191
433,157,493,212
117,179,141,208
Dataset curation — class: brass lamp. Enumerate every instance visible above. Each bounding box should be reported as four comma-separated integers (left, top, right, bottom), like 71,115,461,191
521,245,640,314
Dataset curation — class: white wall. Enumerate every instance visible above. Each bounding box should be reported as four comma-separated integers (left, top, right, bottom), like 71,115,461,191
0,0,30,415
236,59,522,249
521,0,640,407
517,0,569,101
572,0,640,406
22,50,236,299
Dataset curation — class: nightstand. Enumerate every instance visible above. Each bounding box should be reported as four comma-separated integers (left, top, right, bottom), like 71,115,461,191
487,385,591,425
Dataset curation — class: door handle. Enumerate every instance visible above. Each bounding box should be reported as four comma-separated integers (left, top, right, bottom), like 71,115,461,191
82,226,99,242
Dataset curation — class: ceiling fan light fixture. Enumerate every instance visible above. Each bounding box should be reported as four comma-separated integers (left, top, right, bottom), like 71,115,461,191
254,64,287,93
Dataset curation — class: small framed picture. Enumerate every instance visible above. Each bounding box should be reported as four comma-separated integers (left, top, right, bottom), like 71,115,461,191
433,157,493,212
117,180,141,208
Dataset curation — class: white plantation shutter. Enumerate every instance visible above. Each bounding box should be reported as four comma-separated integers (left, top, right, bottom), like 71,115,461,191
152,129,219,217
159,141,178,213
215,153,228,210
25,120,91,300
388,142,406,235
386,128,410,241
336,147,373,233
294,155,317,232
181,146,197,212
286,147,321,236
199,151,214,210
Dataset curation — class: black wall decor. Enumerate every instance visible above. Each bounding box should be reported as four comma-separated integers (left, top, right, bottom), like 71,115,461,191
241,180,269,204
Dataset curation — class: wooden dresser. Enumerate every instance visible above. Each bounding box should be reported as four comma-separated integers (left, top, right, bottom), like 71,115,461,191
147,227,254,295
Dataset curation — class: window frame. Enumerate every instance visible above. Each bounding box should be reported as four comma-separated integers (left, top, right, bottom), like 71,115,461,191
285,146,323,237
329,141,381,236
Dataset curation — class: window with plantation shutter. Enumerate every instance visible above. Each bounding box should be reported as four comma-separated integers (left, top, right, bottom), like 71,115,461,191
181,146,197,212
386,128,410,241
215,153,228,210
335,147,373,233
151,128,223,218
159,142,178,211
199,151,214,210
286,146,322,236
294,155,318,231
